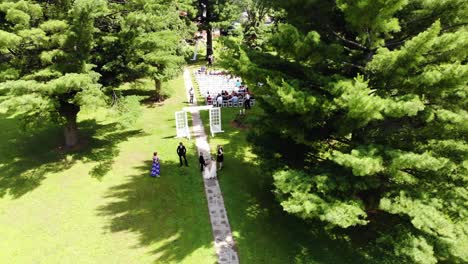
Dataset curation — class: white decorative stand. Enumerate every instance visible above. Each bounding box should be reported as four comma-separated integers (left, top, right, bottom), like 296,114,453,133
209,107,224,137
175,111,190,139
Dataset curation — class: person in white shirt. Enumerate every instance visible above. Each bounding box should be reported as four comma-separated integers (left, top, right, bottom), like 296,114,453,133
216,94,223,107
244,92,251,110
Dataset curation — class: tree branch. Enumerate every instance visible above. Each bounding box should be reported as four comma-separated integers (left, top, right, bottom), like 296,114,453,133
331,31,369,51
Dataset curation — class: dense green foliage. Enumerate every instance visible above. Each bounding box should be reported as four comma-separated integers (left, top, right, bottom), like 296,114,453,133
222,0,468,263
95,0,195,99
0,75,217,263
196,0,241,57
240,0,276,50
0,0,191,146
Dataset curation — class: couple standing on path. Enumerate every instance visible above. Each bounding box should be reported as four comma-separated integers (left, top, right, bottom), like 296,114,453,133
199,145,224,172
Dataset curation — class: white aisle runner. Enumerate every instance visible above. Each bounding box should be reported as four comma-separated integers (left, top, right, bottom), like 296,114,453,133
183,69,239,264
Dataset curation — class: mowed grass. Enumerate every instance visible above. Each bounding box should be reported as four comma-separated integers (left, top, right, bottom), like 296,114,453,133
0,75,216,263
198,104,367,263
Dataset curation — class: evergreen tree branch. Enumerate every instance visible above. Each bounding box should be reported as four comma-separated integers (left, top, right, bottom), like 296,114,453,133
331,31,369,51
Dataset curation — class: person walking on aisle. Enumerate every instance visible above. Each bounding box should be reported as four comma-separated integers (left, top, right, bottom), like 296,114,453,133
189,87,194,104
177,142,188,167
199,152,206,172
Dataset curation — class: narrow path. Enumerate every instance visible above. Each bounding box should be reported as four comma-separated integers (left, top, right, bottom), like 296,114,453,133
183,68,239,264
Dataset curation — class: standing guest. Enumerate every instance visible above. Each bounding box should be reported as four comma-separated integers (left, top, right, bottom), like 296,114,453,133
189,87,194,104
207,94,212,105
150,152,160,178
217,145,224,170
199,153,206,172
244,92,251,110
235,79,241,88
208,54,213,66
177,142,188,167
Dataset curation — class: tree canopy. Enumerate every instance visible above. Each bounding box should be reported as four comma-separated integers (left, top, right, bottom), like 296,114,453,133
221,0,468,263
0,0,192,146
196,0,241,57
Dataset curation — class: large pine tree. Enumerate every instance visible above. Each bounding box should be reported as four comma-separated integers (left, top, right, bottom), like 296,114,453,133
196,0,241,57
0,0,191,146
222,0,468,263
95,0,193,101
0,0,108,147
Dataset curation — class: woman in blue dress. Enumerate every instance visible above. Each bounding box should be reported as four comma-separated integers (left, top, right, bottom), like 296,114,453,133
151,152,160,177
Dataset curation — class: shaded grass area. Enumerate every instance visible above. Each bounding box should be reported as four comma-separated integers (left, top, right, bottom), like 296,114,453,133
0,76,216,263
0,115,146,198
198,107,367,264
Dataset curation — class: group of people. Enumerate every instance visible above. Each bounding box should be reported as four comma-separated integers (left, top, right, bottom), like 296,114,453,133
198,145,224,172
150,143,224,178
206,90,252,109
196,67,231,77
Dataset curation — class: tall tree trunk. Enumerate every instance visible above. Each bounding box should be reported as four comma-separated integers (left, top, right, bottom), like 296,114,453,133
206,26,213,58
154,79,162,102
59,102,80,148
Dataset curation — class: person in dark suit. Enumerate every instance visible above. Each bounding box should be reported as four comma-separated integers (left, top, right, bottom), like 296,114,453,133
177,142,188,167
217,145,224,170
199,153,206,172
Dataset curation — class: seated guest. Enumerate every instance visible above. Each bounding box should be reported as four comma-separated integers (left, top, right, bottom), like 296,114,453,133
230,94,239,104
216,94,223,106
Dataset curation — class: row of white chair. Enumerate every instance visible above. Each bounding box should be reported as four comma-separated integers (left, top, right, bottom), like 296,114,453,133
205,98,256,108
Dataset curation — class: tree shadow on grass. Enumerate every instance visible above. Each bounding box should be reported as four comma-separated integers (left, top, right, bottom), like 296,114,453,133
0,115,146,198
119,88,155,99
97,152,215,263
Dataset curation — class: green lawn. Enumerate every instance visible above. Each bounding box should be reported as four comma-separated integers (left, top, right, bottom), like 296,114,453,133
1,67,369,264
198,102,367,264
0,75,216,263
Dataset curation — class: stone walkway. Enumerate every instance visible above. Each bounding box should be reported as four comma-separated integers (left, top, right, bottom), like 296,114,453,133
183,69,239,264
